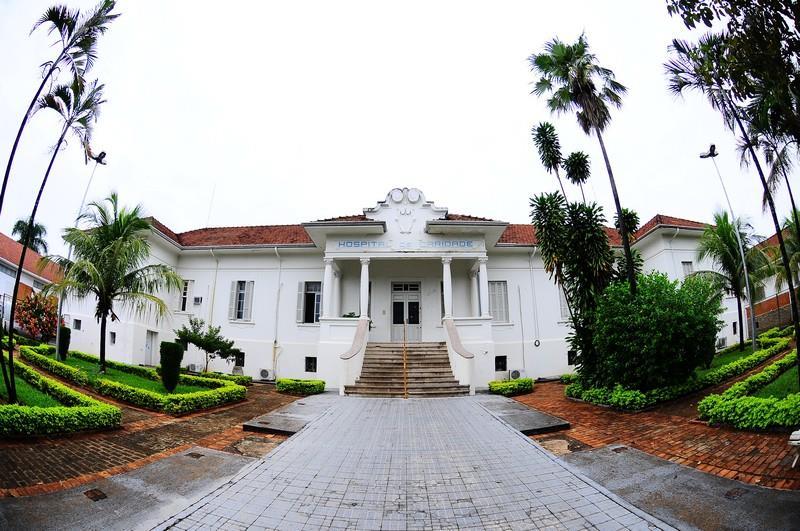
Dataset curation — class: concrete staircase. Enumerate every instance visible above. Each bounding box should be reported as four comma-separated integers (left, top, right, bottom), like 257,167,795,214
344,342,470,398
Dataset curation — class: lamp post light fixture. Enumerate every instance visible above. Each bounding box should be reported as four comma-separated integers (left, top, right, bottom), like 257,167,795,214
700,144,757,352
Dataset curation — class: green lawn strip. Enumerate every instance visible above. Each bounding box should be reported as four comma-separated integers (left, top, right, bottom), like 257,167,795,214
0,373,63,407
695,345,754,379
753,366,798,399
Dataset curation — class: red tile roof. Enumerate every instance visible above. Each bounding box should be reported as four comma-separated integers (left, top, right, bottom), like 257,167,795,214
0,233,61,282
633,214,706,240
178,225,313,247
497,224,623,247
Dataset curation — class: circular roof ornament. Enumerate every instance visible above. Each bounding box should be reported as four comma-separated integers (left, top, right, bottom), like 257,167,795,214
407,188,421,203
390,188,404,203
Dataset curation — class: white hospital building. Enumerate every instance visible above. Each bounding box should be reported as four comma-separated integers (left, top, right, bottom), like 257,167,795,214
63,188,741,394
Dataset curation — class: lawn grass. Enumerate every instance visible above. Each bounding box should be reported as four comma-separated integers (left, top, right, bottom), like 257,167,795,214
752,365,799,399
0,374,62,407
54,354,208,395
695,345,755,379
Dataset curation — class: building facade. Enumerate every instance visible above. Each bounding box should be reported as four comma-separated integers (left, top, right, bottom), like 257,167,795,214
63,188,740,392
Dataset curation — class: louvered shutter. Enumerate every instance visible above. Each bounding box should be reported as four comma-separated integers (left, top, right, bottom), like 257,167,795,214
228,281,237,320
244,281,254,321
296,282,305,323
489,281,509,323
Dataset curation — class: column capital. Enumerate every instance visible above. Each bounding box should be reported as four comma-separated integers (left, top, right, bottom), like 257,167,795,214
359,257,371,265
323,257,335,265
441,256,452,264
478,257,489,265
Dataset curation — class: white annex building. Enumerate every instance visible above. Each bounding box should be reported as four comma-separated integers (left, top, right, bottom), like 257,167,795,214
64,188,742,393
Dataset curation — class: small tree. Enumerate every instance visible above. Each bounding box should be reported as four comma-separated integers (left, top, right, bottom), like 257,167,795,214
16,292,58,342
174,317,236,372
159,341,185,392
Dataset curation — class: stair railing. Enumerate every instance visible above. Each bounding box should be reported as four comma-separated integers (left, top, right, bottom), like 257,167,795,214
403,318,408,399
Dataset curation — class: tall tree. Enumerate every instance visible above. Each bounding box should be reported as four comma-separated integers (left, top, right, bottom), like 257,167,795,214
563,151,590,202
532,122,567,197
529,34,638,294
11,219,48,255
44,194,182,373
3,78,105,402
666,34,800,386
696,212,763,351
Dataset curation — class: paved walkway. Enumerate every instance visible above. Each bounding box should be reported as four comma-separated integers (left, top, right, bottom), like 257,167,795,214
156,397,667,530
516,382,800,490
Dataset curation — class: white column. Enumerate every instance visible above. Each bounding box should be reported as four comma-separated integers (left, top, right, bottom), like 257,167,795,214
442,257,453,318
469,269,479,317
322,258,334,318
359,258,370,318
478,257,490,318
333,271,341,317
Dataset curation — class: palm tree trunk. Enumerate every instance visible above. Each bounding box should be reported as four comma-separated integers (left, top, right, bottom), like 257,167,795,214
726,97,800,387
554,168,567,198
99,313,107,373
579,183,586,203
595,129,637,294
736,295,744,350
5,125,69,403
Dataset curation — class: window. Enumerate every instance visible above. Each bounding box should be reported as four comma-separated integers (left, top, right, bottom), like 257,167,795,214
110,331,116,345
681,261,694,276
33,279,45,290
305,356,317,372
0,263,14,277
494,355,507,372
732,322,737,335
73,319,82,330
488,281,509,323
567,350,577,366
558,287,570,320
228,280,254,321
297,281,321,324
178,280,193,312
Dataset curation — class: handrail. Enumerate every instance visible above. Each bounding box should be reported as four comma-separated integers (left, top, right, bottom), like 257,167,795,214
442,318,475,359
403,319,408,399
339,318,370,360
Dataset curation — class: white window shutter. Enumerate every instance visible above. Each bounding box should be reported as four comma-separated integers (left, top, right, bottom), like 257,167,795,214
296,282,305,323
244,281,254,321
228,281,237,320
187,281,194,308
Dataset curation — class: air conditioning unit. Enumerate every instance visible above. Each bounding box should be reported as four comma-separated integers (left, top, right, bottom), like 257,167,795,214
259,368,275,381
508,369,525,380
193,296,203,305
187,363,200,373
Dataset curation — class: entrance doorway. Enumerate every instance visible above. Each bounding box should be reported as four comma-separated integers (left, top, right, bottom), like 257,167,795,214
391,282,421,342
145,330,158,366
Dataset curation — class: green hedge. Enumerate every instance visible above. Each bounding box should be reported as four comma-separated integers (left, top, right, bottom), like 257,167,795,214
19,345,89,386
488,378,533,396
560,373,577,385
21,348,247,415
276,378,325,395
698,350,800,429
565,338,791,411
0,356,121,437
179,368,253,386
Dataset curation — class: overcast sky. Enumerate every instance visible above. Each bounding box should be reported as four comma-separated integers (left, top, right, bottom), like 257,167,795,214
0,1,794,256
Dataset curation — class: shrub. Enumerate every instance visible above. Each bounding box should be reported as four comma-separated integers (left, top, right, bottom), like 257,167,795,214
591,272,722,390
276,378,325,395
19,345,88,386
16,292,58,342
560,373,577,384
179,368,253,386
57,325,71,360
0,358,121,437
159,341,185,392
488,378,533,396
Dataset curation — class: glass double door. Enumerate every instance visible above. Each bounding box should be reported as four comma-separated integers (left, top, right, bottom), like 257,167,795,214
391,282,421,342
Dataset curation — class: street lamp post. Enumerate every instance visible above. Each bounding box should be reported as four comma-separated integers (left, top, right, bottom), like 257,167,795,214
700,144,758,352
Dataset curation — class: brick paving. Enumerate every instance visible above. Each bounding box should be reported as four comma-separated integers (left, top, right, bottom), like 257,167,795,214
156,397,667,530
0,384,295,497
516,382,800,490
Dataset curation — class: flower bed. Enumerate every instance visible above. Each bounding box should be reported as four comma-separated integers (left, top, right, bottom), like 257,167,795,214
698,350,800,430
276,378,325,395
0,356,121,437
488,378,533,396
20,346,246,415
565,338,792,411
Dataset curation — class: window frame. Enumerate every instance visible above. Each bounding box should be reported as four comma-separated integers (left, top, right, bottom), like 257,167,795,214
73,318,82,331
303,281,322,324
488,280,510,323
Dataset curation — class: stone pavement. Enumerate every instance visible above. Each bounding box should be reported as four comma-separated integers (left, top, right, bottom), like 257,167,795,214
516,382,800,490
155,396,668,530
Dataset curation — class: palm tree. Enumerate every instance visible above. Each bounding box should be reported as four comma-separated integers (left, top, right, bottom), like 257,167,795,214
532,122,567,197
697,212,764,351
0,1,118,225
771,212,800,294
563,151,590,202
44,194,182,373
3,78,104,402
666,34,800,385
529,33,638,294
12,219,48,255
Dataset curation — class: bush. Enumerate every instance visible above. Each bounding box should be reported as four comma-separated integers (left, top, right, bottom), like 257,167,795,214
19,345,88,386
591,272,722,390
0,357,121,437
16,292,58,342
159,341,184,392
276,378,325,395
560,373,577,384
488,378,533,396
57,326,71,360
179,368,253,386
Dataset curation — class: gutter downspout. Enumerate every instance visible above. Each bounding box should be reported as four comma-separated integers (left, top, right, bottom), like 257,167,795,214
272,246,283,378
528,249,541,339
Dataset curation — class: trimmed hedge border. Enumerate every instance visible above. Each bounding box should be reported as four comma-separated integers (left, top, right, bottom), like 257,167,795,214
179,368,253,386
488,378,533,396
565,338,792,411
276,378,325,395
1,354,121,437
21,347,247,415
698,350,800,429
